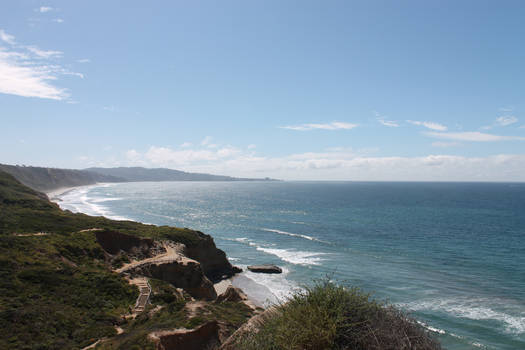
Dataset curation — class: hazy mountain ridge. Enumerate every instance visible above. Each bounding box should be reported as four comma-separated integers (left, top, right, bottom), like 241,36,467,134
0,164,277,193
0,164,124,192
85,167,276,182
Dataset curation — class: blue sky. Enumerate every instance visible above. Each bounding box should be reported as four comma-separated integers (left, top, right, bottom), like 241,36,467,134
1,1,525,180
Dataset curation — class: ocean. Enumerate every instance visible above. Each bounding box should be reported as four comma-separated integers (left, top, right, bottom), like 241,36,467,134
53,181,525,349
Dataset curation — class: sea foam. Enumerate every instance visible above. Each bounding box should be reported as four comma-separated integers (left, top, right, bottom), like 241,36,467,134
54,185,130,221
261,228,329,243
255,247,327,265
403,298,525,335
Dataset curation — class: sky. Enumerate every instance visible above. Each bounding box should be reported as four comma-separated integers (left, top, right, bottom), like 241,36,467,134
1,0,525,181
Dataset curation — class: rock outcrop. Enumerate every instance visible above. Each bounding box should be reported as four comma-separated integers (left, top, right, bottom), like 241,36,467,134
184,231,242,282
95,230,163,259
124,258,217,300
247,264,282,274
216,286,248,303
149,321,221,350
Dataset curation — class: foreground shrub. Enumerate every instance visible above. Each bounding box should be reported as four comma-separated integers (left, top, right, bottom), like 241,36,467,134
238,280,441,350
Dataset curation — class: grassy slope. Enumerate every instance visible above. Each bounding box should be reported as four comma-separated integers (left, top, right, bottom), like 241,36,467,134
0,171,252,349
236,280,441,350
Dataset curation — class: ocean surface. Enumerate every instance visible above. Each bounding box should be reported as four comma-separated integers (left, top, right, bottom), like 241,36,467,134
53,181,525,349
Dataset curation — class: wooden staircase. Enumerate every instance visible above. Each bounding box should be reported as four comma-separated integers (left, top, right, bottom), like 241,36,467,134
134,277,151,312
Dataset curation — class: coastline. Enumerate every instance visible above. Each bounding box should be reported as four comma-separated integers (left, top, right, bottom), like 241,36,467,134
46,186,80,201
47,183,273,309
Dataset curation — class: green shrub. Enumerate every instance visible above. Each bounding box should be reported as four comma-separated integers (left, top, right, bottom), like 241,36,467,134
237,280,441,350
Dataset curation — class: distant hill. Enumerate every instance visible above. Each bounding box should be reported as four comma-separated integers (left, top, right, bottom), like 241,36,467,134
0,164,124,192
0,164,276,193
86,166,276,182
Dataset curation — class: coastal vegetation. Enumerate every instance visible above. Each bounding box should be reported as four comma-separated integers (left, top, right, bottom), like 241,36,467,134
233,280,441,350
0,170,252,349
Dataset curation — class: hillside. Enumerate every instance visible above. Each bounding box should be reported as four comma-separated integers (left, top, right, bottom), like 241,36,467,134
86,167,276,182
0,170,253,349
0,164,124,192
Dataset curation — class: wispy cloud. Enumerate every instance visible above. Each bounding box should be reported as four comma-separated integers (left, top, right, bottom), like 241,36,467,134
496,115,518,126
0,29,80,100
377,118,399,127
0,30,15,45
52,18,64,23
76,58,90,63
374,111,399,127
38,6,54,13
26,46,63,59
407,120,448,131
280,121,358,131
481,115,518,130
425,131,525,142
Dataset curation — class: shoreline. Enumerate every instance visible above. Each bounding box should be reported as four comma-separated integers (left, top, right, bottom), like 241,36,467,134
47,182,273,309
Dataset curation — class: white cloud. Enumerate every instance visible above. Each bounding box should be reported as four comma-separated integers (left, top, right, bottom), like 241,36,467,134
377,118,399,127
119,145,525,181
496,115,518,126
52,18,64,23
481,115,519,130
76,58,90,63
0,29,80,100
38,6,53,13
280,121,358,131
374,111,399,127
407,120,448,131
26,46,63,59
180,142,192,148
0,52,68,100
425,131,525,142
0,30,15,45
247,144,256,149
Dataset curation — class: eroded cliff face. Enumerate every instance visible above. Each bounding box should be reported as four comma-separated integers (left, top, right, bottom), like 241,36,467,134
94,230,228,300
149,321,222,350
95,230,163,258
184,231,242,283
126,259,217,300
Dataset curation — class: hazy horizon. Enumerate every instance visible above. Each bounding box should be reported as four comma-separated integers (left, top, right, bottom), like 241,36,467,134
1,1,525,181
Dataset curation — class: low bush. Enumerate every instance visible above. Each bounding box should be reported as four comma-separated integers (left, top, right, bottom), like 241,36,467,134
237,280,441,350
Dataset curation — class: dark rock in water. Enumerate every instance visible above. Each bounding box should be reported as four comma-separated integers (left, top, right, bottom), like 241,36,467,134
247,265,282,274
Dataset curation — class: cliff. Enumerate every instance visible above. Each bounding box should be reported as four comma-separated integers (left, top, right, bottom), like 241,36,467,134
0,170,253,350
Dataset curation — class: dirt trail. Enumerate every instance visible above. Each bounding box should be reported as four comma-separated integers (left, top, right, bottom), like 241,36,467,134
116,242,193,273
13,232,48,237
